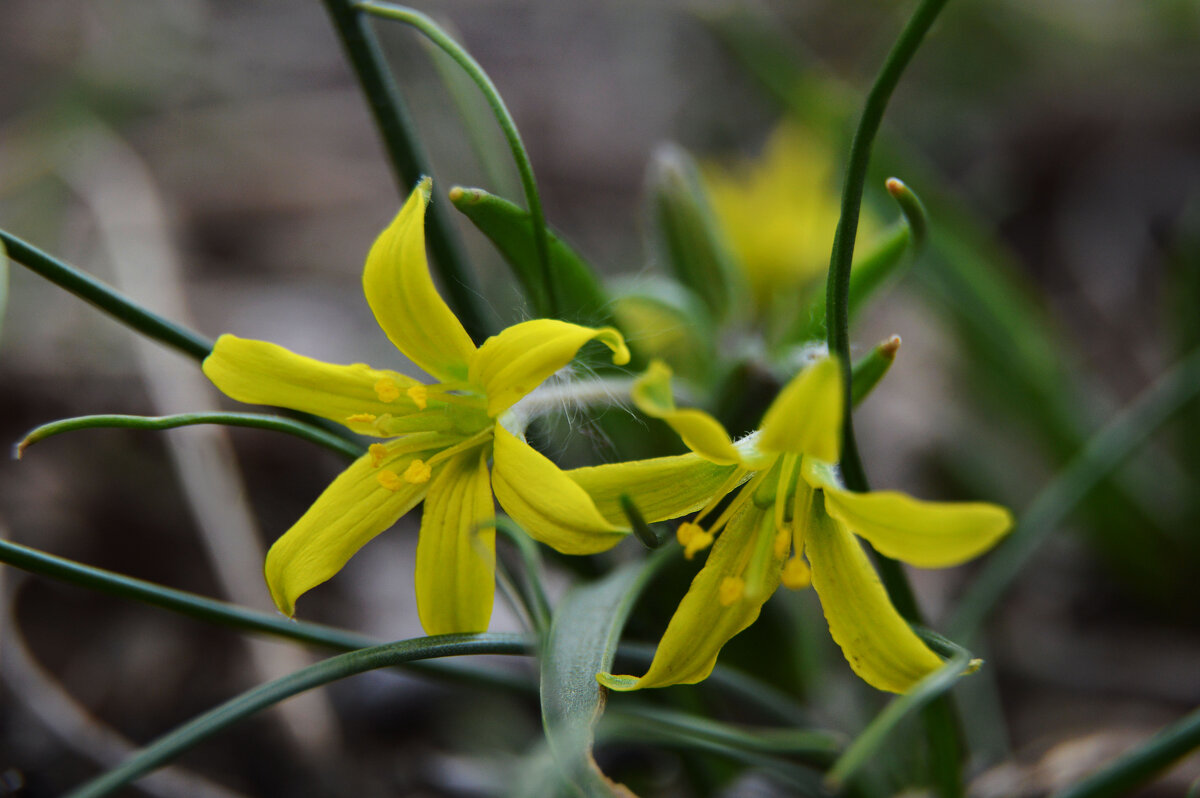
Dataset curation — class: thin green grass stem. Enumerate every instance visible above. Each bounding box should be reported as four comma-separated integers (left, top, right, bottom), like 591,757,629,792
319,0,487,341
17,412,365,461
821,1,958,793
950,344,1200,638
0,229,212,361
64,634,528,798
356,1,557,317
1050,705,1200,798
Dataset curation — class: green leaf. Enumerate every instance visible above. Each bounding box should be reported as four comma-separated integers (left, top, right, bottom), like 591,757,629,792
539,547,674,796
65,634,529,798
850,335,901,406
0,236,8,347
450,186,611,323
646,144,744,322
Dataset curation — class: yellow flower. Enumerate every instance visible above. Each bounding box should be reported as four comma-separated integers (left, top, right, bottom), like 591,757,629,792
203,178,631,634
703,123,876,319
568,359,1012,693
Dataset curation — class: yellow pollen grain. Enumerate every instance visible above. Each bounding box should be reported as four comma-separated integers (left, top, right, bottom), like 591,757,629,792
406,385,428,410
374,378,401,403
369,443,388,468
684,530,714,560
346,413,377,424
781,557,811,590
676,521,703,546
377,470,404,491
403,458,432,484
719,576,745,606
773,528,791,559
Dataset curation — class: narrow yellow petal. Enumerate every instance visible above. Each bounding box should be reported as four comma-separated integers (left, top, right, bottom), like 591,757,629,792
597,505,781,691
567,452,741,526
630,360,741,465
806,502,943,693
822,485,1013,568
757,357,842,462
490,425,627,554
468,319,630,417
264,446,436,616
415,447,495,635
203,334,422,436
363,178,476,382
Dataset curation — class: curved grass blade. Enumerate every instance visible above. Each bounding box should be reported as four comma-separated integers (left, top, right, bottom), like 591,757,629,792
356,1,557,315
1050,705,1200,798
540,546,675,796
65,634,528,798
0,229,212,361
16,412,365,461
450,186,611,323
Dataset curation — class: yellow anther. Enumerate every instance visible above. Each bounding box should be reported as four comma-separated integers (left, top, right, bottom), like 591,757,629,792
403,458,432,484
773,528,791,559
368,443,388,468
781,557,811,590
377,470,404,491
718,576,745,606
676,521,704,546
407,385,428,410
683,530,714,560
374,378,401,403
346,413,377,424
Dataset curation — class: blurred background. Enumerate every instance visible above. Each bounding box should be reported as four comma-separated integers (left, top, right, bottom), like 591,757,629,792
1,0,1199,795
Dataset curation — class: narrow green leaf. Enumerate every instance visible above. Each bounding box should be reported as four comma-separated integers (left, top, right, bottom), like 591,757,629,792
0,229,212,361
540,547,675,796
0,237,9,347
647,144,744,321
16,412,366,461
949,344,1200,638
1050,705,1200,798
65,633,529,798
491,517,553,634
450,186,611,323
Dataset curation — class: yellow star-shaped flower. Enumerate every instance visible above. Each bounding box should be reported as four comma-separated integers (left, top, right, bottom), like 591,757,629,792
568,358,1012,693
203,178,630,634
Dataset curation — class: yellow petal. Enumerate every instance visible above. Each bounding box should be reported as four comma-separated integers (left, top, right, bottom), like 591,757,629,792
806,502,943,693
264,444,438,616
363,178,476,382
631,360,741,465
822,485,1013,568
415,447,495,634
597,504,780,691
203,334,423,436
490,424,627,554
568,452,741,525
757,357,842,462
469,319,630,417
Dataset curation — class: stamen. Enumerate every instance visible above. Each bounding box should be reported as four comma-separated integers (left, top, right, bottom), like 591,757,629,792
683,530,714,560
407,385,428,410
346,413,377,424
676,521,704,546
369,443,388,468
781,557,811,590
374,378,401,403
403,458,432,484
774,454,798,533
773,527,791,559
718,576,745,606
377,470,404,491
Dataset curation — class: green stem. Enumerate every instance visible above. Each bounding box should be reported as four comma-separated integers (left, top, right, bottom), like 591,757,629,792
65,634,528,798
17,412,365,461
821,1,957,793
0,538,532,691
319,0,488,341
356,1,557,317
0,229,212,362
949,344,1200,638
1050,705,1200,798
